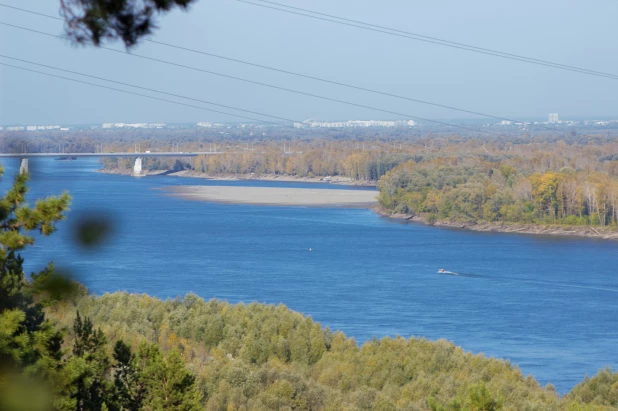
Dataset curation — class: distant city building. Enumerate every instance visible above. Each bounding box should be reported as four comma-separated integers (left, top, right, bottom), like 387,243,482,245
197,122,213,128
500,120,513,125
6,126,25,131
25,125,61,131
102,123,166,129
548,113,560,123
301,119,416,128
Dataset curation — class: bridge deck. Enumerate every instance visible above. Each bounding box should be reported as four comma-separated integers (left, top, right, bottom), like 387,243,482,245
0,152,222,158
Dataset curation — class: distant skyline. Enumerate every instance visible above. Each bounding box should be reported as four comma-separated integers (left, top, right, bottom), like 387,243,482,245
7,113,618,128
2,0,618,125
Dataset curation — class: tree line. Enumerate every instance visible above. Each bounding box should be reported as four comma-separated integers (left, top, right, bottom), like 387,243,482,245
88,131,618,186
6,128,618,182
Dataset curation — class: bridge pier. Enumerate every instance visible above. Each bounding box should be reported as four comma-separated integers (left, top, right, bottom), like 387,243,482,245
19,158,28,175
132,157,143,177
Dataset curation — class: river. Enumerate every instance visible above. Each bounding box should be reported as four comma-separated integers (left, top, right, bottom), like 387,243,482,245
2,157,617,392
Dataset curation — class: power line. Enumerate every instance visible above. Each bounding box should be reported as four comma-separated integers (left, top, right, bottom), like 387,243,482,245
146,40,517,123
140,40,562,133
0,4,565,133
237,0,618,81
0,3,536,126
0,54,305,125
0,21,502,136
0,62,287,126
250,0,617,78
0,0,612,81
0,61,451,143
0,3,63,20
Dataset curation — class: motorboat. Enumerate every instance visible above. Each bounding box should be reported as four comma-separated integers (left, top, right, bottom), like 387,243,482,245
437,268,458,275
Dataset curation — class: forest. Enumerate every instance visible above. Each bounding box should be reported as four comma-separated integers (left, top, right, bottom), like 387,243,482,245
1,163,618,410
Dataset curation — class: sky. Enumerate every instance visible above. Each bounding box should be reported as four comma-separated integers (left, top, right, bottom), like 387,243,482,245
0,0,617,126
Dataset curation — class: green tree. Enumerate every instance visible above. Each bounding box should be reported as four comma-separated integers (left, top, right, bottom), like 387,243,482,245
109,340,143,411
74,312,111,410
136,343,203,410
56,313,111,410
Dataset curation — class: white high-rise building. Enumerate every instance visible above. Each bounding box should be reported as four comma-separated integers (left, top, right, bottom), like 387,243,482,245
548,113,560,123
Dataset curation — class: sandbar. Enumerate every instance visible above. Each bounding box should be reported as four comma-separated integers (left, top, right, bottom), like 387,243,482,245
163,186,377,208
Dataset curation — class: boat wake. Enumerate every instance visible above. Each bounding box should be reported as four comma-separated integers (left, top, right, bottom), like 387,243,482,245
438,270,618,293
437,270,459,275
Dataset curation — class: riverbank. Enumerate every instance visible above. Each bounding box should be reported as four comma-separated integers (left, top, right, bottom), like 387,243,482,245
164,185,378,207
98,168,377,186
375,207,618,240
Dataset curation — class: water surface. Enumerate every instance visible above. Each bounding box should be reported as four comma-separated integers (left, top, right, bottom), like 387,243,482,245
2,158,616,392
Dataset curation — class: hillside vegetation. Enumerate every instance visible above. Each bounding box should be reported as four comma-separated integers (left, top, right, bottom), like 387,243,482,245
46,292,616,410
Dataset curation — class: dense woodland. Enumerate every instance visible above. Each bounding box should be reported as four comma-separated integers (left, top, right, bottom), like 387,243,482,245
1,164,618,410
378,160,618,226
41,291,616,411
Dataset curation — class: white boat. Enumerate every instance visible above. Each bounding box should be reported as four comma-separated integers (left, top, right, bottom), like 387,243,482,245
437,269,458,275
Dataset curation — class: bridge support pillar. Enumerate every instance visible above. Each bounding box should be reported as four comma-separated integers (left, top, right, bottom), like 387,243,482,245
19,158,28,175
132,157,143,177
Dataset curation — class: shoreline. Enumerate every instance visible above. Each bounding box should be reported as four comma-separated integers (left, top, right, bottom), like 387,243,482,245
98,168,377,186
374,207,618,240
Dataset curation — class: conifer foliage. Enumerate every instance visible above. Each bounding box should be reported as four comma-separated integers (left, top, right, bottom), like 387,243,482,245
0,169,69,382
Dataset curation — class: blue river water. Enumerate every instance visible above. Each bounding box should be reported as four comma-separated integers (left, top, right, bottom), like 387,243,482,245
1,157,617,392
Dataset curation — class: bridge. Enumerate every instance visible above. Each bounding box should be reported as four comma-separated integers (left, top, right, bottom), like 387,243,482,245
0,151,223,176
0,152,222,158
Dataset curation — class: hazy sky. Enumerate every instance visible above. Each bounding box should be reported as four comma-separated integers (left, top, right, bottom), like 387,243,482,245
1,0,617,125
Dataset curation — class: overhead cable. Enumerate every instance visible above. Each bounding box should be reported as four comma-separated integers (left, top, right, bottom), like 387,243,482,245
237,0,618,81
0,61,463,143
0,21,502,136
0,2,534,125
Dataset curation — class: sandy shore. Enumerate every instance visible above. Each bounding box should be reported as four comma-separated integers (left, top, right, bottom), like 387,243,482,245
164,186,378,208
375,208,618,240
